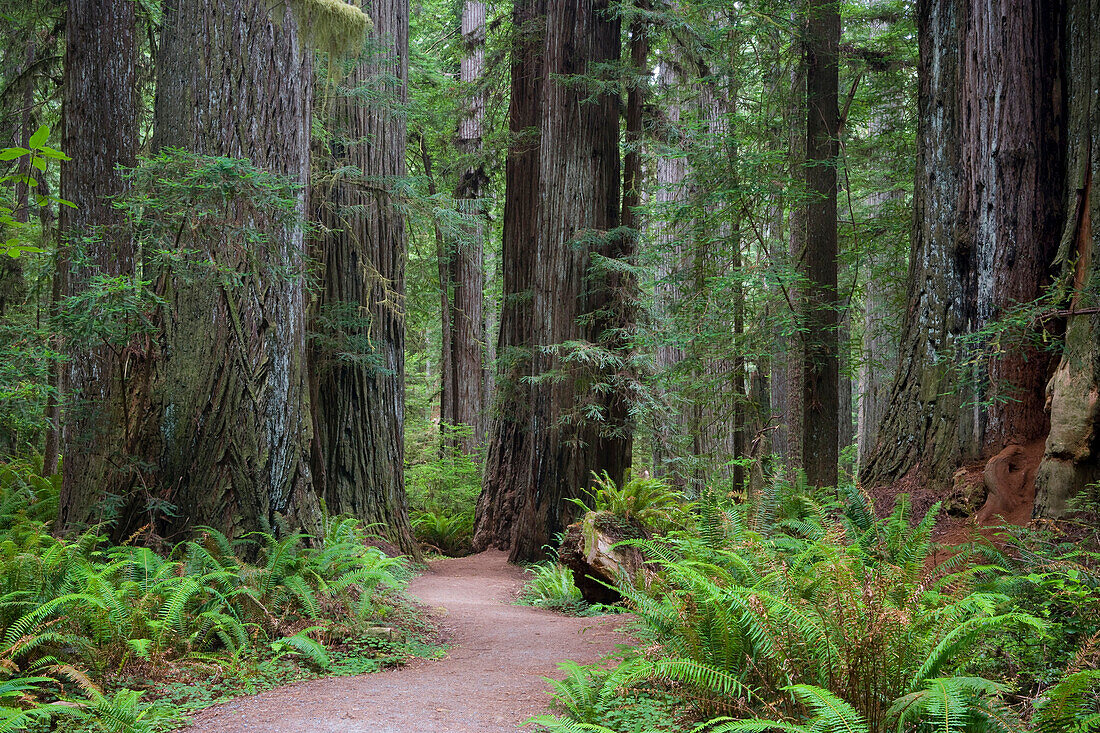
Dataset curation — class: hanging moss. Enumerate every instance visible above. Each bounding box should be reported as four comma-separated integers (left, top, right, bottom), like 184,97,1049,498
288,0,371,57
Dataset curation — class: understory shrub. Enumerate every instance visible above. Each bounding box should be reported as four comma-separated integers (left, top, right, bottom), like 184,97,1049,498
534,476,1100,732
0,460,417,731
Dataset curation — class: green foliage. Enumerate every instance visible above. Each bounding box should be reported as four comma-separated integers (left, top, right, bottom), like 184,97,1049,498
0,460,415,730
570,471,685,531
406,425,482,556
540,484,1074,733
1,126,71,258
411,510,472,556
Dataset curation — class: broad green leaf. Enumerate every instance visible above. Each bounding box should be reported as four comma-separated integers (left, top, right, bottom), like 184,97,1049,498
28,123,50,148
35,145,70,161
0,147,28,161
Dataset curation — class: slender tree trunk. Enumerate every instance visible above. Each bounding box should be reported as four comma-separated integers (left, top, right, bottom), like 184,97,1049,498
150,0,319,539
801,0,840,487
652,58,690,484
1034,0,1097,517
56,0,137,529
310,0,418,554
862,0,1065,492
441,0,488,454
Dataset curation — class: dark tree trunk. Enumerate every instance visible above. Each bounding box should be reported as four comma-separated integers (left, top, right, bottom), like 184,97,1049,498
862,0,1065,492
441,0,488,455
56,0,137,530
310,0,418,554
476,0,628,562
149,0,319,539
1034,0,1098,517
800,0,840,487
472,0,544,552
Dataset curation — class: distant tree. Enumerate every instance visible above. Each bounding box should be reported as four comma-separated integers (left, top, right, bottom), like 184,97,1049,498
439,0,489,455
799,0,840,487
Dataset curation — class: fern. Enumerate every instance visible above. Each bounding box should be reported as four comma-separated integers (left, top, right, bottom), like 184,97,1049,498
1033,670,1100,733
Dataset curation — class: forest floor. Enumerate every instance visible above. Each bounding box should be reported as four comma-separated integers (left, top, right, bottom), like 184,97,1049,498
174,550,629,733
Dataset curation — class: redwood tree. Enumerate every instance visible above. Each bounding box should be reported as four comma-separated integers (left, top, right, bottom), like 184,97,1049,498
149,0,320,538
440,0,489,455
800,0,840,487
1034,0,1098,517
56,0,137,531
861,0,1064,492
310,0,418,554
476,0,629,562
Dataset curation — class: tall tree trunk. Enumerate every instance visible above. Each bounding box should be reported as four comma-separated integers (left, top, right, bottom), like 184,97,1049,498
310,0,418,554
801,0,840,487
441,0,488,454
473,0,545,552
1034,0,1097,517
150,0,318,539
56,0,137,529
651,58,690,484
511,0,625,562
862,0,1064,492
476,0,627,561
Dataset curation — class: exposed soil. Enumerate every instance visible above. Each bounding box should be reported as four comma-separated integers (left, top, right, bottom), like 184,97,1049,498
176,550,628,732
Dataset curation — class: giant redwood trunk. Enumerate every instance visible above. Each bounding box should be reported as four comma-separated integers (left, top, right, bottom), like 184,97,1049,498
149,0,319,538
800,0,840,487
310,0,418,554
441,0,488,454
476,0,628,562
861,0,1064,492
1034,0,1098,518
57,0,137,531
472,0,544,553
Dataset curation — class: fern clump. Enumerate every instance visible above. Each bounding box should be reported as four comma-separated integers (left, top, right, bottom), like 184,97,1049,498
0,461,417,729
540,483,1098,733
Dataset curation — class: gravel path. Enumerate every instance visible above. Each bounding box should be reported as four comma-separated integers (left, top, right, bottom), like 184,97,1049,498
177,550,628,732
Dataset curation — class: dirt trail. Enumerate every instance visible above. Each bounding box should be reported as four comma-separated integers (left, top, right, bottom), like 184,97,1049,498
178,550,628,732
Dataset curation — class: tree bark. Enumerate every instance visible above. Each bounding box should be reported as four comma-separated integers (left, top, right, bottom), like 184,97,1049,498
801,0,840,487
473,0,545,552
56,0,137,529
441,0,488,454
476,0,628,562
310,0,418,554
1034,0,1098,518
862,0,1065,492
149,0,318,539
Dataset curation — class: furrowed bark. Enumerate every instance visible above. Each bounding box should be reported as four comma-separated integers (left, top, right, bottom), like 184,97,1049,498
862,0,1064,493
56,0,137,531
311,0,418,555
150,0,318,539
473,0,545,552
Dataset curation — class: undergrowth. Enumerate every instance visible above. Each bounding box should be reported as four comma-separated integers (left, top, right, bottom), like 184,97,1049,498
0,458,433,731
533,474,1100,733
